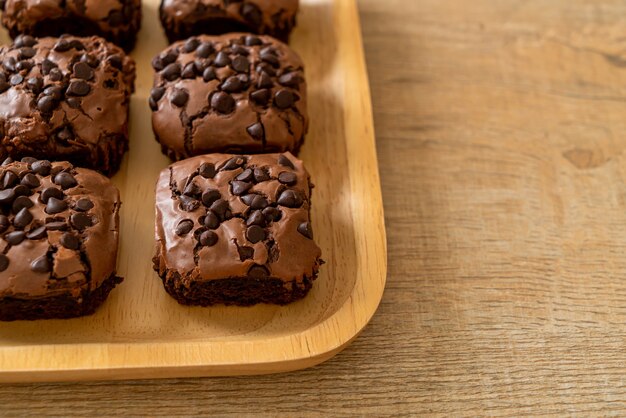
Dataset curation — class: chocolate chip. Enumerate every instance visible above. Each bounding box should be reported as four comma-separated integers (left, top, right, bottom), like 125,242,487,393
151,56,164,71
242,3,262,26
203,66,217,81
80,53,100,68
16,60,33,72
2,171,17,189
179,195,200,212
46,197,67,214
274,89,295,109
70,212,93,230
203,211,220,229
0,215,8,233
41,186,64,203
238,246,254,261
60,232,80,250
26,77,43,93
297,222,314,239
75,198,93,212
0,188,15,204
279,72,302,87
30,255,50,273
13,207,33,229
257,72,273,89
246,122,264,141
67,80,90,96
5,231,25,245
69,40,85,51
232,55,249,73
18,47,36,59
246,210,266,227
26,226,47,240
45,221,67,231
2,57,15,72
199,162,216,179
13,185,30,197
278,171,297,186
221,76,244,93
54,172,77,189
175,219,194,236
41,59,55,75
44,85,63,99
248,265,269,278
245,35,263,46
15,35,36,48
209,199,230,220
260,49,279,67
0,254,8,272
37,96,56,113
20,173,40,189
107,54,122,70
53,39,71,52
21,156,36,164
236,169,254,182
12,195,33,213
0,80,9,93
262,207,282,222
221,156,245,171
231,181,252,196
183,38,200,53
31,160,51,176
73,62,94,80
201,189,221,207
9,74,22,85
232,44,249,55
214,51,231,67
198,230,218,247
181,62,196,79
162,63,181,81
254,168,270,182
151,86,165,102
196,42,214,58
48,68,63,82
246,225,266,243
241,194,268,209
277,190,303,208
210,91,236,114
278,154,295,169
171,89,189,107
180,181,199,199
250,89,270,106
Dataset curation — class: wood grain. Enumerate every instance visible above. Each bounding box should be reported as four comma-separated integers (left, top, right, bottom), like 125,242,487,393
3,0,626,414
0,0,385,381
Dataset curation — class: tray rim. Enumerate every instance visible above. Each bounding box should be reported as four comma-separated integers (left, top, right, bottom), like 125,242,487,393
0,0,387,383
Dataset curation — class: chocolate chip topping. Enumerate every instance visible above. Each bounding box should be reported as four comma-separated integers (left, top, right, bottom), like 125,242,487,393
150,34,307,159
30,255,50,273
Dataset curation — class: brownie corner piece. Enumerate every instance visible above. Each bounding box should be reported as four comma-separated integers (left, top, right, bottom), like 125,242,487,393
0,35,135,176
153,152,322,306
150,33,308,160
159,0,299,43
0,158,123,321
0,0,142,52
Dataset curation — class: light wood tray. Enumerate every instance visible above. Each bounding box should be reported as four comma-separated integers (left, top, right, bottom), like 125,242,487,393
0,0,386,382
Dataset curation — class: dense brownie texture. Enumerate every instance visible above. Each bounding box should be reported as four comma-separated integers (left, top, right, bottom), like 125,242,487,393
0,0,142,52
151,33,308,160
0,159,122,321
153,152,322,306
160,0,298,43
0,35,135,176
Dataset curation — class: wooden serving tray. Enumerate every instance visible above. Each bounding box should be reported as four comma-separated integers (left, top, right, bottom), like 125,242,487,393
0,0,386,382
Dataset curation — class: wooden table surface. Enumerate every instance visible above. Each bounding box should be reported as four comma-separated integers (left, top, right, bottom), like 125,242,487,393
3,0,626,415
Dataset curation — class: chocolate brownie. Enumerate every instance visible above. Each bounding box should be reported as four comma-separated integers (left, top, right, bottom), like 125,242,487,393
0,0,142,52
151,33,308,160
0,35,135,176
160,0,298,43
153,152,322,306
0,158,122,321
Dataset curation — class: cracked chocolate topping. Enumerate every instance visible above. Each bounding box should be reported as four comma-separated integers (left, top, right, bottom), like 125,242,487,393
150,33,308,160
159,0,298,43
0,158,121,298
154,152,321,283
0,35,136,176
0,0,142,52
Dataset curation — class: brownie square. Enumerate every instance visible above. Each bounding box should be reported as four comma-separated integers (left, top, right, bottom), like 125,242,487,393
0,35,136,176
150,33,308,160
160,0,298,43
153,152,322,306
0,0,142,52
0,158,122,321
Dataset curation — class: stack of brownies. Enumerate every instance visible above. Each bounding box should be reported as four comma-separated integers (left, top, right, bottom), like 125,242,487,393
0,0,322,321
